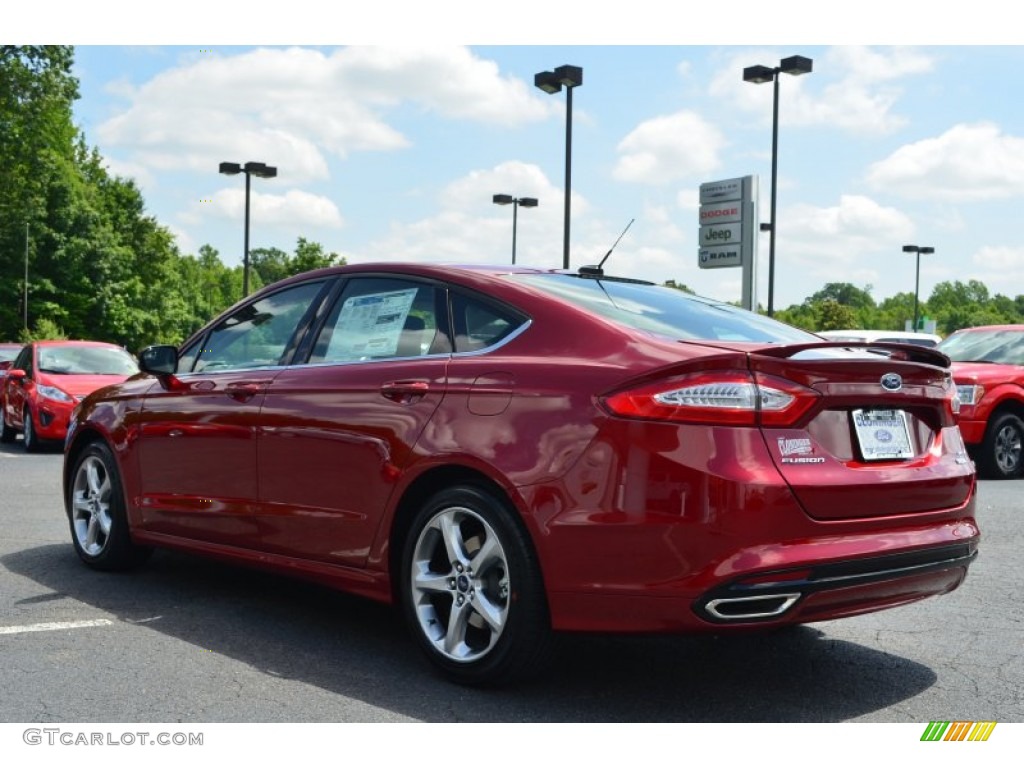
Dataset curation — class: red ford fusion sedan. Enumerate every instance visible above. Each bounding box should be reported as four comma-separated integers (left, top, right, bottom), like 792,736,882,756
63,263,979,685
2,340,139,451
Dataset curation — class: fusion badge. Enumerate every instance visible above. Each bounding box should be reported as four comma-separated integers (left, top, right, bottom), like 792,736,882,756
778,437,825,465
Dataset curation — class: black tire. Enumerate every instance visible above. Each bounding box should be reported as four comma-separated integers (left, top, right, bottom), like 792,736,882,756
978,412,1024,480
22,407,40,452
0,401,15,443
66,441,152,570
400,484,553,686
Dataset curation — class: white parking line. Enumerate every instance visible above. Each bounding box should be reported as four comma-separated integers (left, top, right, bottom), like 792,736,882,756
0,619,113,635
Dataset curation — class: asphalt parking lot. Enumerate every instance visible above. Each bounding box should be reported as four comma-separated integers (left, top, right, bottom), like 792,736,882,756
1,441,1021,723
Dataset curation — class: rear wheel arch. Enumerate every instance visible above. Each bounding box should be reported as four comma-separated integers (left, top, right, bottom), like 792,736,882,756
391,469,554,685
386,465,545,605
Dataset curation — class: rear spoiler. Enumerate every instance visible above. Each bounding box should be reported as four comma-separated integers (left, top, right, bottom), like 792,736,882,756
752,340,950,368
683,339,950,368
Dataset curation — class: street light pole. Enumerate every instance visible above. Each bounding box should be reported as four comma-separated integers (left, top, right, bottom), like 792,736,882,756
535,64,583,271
743,55,813,316
493,195,539,264
902,244,934,331
219,160,277,297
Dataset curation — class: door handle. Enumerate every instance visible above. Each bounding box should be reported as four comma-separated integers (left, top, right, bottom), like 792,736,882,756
225,383,262,402
381,380,430,404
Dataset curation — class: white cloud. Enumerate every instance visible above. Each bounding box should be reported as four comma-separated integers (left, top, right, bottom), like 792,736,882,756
440,161,559,211
971,245,1024,271
357,162,569,268
189,188,344,230
711,46,934,135
614,111,726,184
786,194,914,242
867,122,1024,201
96,47,553,184
676,188,700,211
764,195,916,301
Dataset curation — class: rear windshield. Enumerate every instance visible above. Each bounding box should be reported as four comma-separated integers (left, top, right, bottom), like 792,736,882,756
513,274,817,344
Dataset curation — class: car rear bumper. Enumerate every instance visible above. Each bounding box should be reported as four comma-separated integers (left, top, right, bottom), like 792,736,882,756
692,540,977,624
541,511,979,633
529,416,979,633
547,536,978,632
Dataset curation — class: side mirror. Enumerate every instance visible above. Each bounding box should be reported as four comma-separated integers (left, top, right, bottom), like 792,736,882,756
138,345,178,375
6,368,26,382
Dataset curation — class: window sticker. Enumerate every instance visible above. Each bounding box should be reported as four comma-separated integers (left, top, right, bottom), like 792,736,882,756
326,288,418,360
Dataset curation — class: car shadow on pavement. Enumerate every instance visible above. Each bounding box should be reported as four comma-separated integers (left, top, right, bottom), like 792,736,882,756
3,544,937,722
0,439,62,455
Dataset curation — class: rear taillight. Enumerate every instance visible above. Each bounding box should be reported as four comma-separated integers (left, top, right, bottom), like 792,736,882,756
602,370,819,427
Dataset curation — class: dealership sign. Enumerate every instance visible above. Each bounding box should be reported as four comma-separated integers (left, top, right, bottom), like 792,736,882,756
698,175,759,310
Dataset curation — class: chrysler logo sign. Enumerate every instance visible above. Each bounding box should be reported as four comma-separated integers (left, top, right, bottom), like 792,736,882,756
881,373,903,391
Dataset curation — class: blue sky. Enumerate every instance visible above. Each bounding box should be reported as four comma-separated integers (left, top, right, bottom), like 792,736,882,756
13,3,1023,314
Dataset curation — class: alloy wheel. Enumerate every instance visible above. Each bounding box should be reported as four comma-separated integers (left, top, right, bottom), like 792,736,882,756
409,505,510,664
71,455,114,556
995,421,1023,476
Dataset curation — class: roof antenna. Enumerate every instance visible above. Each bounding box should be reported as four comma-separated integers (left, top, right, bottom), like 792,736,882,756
579,218,634,277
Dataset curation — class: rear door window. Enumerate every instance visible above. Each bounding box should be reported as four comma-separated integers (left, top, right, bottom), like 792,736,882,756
310,278,446,363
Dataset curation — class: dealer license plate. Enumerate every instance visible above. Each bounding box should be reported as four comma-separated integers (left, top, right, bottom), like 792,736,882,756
852,409,914,461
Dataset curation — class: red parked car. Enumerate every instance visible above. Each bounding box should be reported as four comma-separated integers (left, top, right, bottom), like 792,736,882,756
938,324,1024,479
0,342,21,385
1,340,139,451
63,264,979,685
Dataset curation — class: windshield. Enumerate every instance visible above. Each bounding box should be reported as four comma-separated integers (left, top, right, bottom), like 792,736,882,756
513,274,818,344
938,329,1024,364
38,345,139,375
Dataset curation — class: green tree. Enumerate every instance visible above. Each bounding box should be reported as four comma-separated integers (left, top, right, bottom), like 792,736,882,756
18,317,67,343
808,283,875,310
249,247,292,287
250,238,345,290
814,299,857,331
927,280,994,334
874,291,917,332
0,46,79,337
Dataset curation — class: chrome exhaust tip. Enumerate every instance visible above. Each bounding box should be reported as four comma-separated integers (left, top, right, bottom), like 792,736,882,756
704,593,801,621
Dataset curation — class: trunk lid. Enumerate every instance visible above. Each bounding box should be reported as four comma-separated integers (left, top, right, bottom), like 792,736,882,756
744,341,974,520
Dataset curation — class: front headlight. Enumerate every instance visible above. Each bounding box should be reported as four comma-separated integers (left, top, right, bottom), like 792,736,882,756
956,384,984,407
36,384,74,403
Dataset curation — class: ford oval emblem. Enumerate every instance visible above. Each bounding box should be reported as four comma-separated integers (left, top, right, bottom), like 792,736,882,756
881,373,903,392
